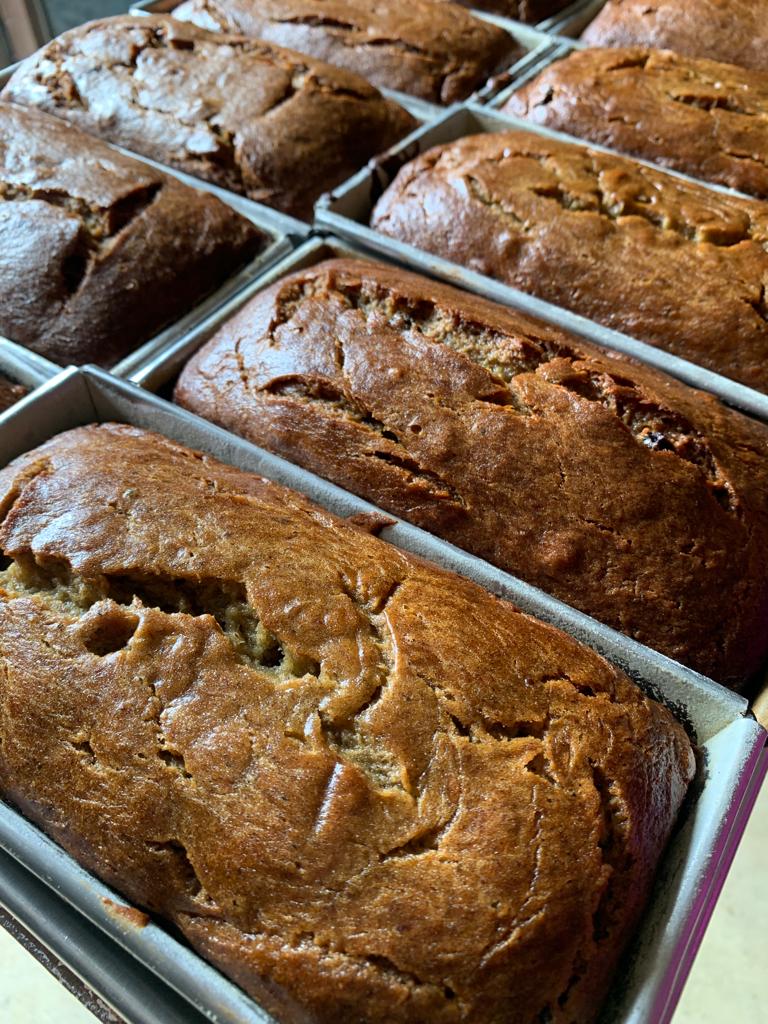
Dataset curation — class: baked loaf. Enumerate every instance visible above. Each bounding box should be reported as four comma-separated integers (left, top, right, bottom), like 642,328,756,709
172,0,513,104
0,102,263,367
175,257,768,688
0,373,27,413
371,129,768,394
581,0,768,70
0,422,695,1024
1,16,416,220
504,47,768,200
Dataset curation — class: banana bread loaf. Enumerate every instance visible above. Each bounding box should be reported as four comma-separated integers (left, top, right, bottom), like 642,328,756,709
0,102,263,367
581,0,768,70
0,422,695,1024
370,129,768,394
175,257,768,688
504,47,768,200
0,374,27,413
172,0,514,104
1,16,416,220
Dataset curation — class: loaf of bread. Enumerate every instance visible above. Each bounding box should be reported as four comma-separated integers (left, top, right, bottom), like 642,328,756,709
581,0,768,70
371,129,768,394
0,373,27,413
0,422,694,1024
172,0,513,104
504,47,768,201
175,257,768,688
1,16,416,221
0,102,264,367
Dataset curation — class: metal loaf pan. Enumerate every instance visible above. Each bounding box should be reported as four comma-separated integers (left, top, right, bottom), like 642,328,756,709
127,0,558,116
0,365,763,1024
315,102,768,423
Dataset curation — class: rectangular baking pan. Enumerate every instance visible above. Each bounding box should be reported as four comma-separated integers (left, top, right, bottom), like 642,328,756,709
315,102,768,423
0,364,763,1024
128,0,559,117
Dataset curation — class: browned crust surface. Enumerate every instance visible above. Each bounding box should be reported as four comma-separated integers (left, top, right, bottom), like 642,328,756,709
370,129,768,394
505,47,768,200
173,0,514,103
0,423,695,1024
174,257,768,688
0,101,264,366
581,0,768,70
1,16,417,220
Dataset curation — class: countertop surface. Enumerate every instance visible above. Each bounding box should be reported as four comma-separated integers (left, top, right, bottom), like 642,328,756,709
1,778,766,1023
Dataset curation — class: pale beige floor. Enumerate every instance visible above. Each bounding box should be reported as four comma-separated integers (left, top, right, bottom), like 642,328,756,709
0,781,766,1023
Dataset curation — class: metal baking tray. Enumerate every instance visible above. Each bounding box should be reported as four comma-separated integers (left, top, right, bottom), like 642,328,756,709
536,0,602,34
316,102,768,423
128,0,558,116
0,364,764,1024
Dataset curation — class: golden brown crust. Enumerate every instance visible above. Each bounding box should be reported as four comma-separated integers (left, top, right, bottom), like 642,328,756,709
174,258,768,687
173,0,514,104
0,101,264,366
582,0,768,70
1,16,416,220
0,423,694,1023
371,129,768,393
505,47,768,200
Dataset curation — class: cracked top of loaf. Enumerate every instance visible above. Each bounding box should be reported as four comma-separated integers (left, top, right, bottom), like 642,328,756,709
1,15,417,220
581,0,768,70
172,0,514,104
0,422,694,1024
174,257,768,688
370,129,768,394
504,47,768,200
0,101,264,366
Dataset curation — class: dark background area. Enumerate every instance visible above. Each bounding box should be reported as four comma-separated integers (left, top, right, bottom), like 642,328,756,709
0,1,129,66
46,0,128,34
